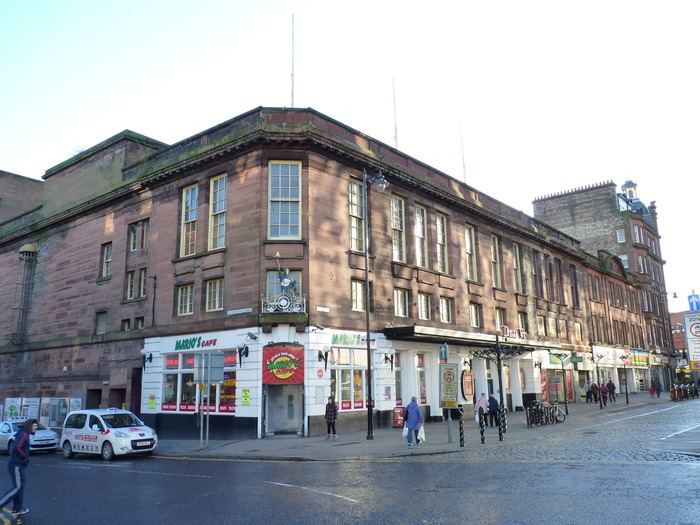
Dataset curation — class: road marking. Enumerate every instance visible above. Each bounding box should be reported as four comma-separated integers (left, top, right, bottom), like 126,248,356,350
265,481,359,502
660,423,700,440
124,469,212,478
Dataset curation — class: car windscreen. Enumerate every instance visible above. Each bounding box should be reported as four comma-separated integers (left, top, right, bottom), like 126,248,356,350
11,422,48,432
101,413,143,429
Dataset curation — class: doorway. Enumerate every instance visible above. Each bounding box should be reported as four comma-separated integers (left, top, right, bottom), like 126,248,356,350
264,384,303,436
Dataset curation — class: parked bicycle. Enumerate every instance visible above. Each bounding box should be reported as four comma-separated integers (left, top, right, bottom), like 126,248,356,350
525,400,565,428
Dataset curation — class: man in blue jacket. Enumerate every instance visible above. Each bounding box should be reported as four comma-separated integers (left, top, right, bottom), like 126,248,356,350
0,418,37,517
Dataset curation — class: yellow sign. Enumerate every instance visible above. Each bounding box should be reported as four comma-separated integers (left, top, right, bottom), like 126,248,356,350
242,389,250,405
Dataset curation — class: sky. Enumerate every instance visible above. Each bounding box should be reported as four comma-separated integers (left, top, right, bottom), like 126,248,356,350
1,0,697,313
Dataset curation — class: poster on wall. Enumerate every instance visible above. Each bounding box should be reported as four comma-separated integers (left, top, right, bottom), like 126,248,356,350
461,372,474,401
4,399,20,418
21,398,40,418
262,344,305,384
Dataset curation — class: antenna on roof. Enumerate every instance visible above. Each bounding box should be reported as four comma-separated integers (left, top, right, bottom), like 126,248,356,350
291,14,295,107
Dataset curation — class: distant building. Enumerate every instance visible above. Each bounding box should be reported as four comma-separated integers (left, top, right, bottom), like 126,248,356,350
533,180,674,387
0,108,674,438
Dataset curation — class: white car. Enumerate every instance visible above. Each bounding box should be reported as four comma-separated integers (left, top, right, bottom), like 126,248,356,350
60,408,157,461
0,418,60,453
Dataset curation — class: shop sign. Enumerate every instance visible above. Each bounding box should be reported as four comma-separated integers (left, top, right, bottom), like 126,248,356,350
330,333,375,346
263,345,305,384
173,336,219,351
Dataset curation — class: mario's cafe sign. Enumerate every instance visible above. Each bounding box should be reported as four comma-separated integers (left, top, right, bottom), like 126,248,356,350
263,344,305,384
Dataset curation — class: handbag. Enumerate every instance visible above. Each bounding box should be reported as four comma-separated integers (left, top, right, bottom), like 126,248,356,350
402,426,408,438
474,413,479,423
417,425,426,442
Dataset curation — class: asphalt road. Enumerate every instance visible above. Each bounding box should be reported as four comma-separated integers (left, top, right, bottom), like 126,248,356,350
2,399,699,525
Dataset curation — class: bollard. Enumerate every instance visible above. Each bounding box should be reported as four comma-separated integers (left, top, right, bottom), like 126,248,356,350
479,407,485,444
498,406,507,441
459,416,465,447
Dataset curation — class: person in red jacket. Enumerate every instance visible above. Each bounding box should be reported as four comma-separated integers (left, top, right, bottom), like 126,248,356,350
0,418,37,517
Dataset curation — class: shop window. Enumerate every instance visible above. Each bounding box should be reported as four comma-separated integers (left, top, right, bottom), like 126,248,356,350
329,347,370,410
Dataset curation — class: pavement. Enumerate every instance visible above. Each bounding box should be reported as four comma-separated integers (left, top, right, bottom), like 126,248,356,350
154,393,700,461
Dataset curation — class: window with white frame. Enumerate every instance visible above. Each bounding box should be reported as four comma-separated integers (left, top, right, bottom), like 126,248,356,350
616,229,626,243
209,174,227,250
99,243,112,278
351,279,366,311
465,225,477,281
391,196,406,262
490,234,502,288
125,271,135,300
439,296,453,323
349,180,365,252
634,224,641,243
205,278,224,312
328,348,368,410
177,284,194,316
393,288,409,317
618,254,628,268
418,292,431,320
139,268,148,298
180,185,199,257
513,242,525,294
415,205,427,268
495,308,505,331
127,219,149,252
128,223,138,251
469,302,481,328
269,161,301,239
266,270,302,298
436,213,448,273
517,311,528,333
416,353,427,404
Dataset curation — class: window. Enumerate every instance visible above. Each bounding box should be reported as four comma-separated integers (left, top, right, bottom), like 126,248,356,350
206,278,224,312
415,205,427,268
100,243,112,278
418,292,431,320
638,255,646,274
495,308,505,331
569,265,580,308
127,219,149,252
619,254,628,268
135,317,145,329
589,275,601,301
95,312,107,335
177,284,194,316
490,235,502,288
181,185,199,257
329,348,369,410
616,229,626,243
349,180,365,252
436,214,448,273
533,251,544,298
209,174,227,250
439,297,453,323
634,224,641,243
141,219,149,249
128,223,138,251
139,268,148,298
393,288,409,317
266,270,302,298
121,319,131,331
391,196,406,262
269,161,301,239
517,312,528,333
126,271,135,300
416,353,427,404
351,279,366,311
465,225,478,281
469,303,481,328
513,242,525,294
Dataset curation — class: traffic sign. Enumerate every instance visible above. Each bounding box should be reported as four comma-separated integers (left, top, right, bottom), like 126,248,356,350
439,343,449,361
689,294,700,311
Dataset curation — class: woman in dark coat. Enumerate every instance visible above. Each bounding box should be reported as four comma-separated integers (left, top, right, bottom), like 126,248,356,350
324,397,338,441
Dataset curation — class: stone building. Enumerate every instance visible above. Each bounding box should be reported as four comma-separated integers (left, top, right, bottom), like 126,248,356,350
533,181,674,388
0,107,672,439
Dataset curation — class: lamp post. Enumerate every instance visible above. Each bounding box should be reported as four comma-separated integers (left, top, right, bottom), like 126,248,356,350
620,352,630,404
549,351,569,415
589,349,605,410
362,168,389,440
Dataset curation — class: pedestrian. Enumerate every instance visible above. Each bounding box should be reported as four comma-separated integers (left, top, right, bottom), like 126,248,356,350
606,380,617,402
404,396,424,446
599,383,609,406
652,377,663,398
474,393,489,425
582,380,592,403
590,382,600,403
487,394,500,428
0,418,37,517
324,396,338,441
649,385,655,397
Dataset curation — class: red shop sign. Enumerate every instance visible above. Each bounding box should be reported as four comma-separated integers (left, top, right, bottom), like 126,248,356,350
262,344,305,384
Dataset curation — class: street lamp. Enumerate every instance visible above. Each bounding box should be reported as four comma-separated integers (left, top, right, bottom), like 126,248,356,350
549,351,569,415
362,168,389,440
620,353,630,404
589,350,605,410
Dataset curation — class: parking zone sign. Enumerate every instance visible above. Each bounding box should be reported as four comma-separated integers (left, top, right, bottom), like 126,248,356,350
684,312,700,370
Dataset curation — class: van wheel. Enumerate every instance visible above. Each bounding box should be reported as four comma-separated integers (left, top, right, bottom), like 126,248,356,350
62,441,74,459
101,441,114,461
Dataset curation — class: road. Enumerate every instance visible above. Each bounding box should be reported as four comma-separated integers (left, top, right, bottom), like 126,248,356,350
3,401,699,525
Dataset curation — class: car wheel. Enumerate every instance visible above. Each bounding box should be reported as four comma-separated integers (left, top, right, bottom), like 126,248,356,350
101,441,114,461
62,441,74,459
7,440,13,454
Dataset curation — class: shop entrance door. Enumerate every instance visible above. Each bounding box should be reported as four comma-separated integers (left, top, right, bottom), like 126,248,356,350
265,384,302,436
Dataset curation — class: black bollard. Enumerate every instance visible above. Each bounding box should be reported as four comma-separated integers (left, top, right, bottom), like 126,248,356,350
479,407,485,444
459,416,465,447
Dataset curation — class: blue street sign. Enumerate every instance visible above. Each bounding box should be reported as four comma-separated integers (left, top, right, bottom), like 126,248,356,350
439,343,449,360
690,295,700,312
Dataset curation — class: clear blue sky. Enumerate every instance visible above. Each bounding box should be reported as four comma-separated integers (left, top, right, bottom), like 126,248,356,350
1,0,697,312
